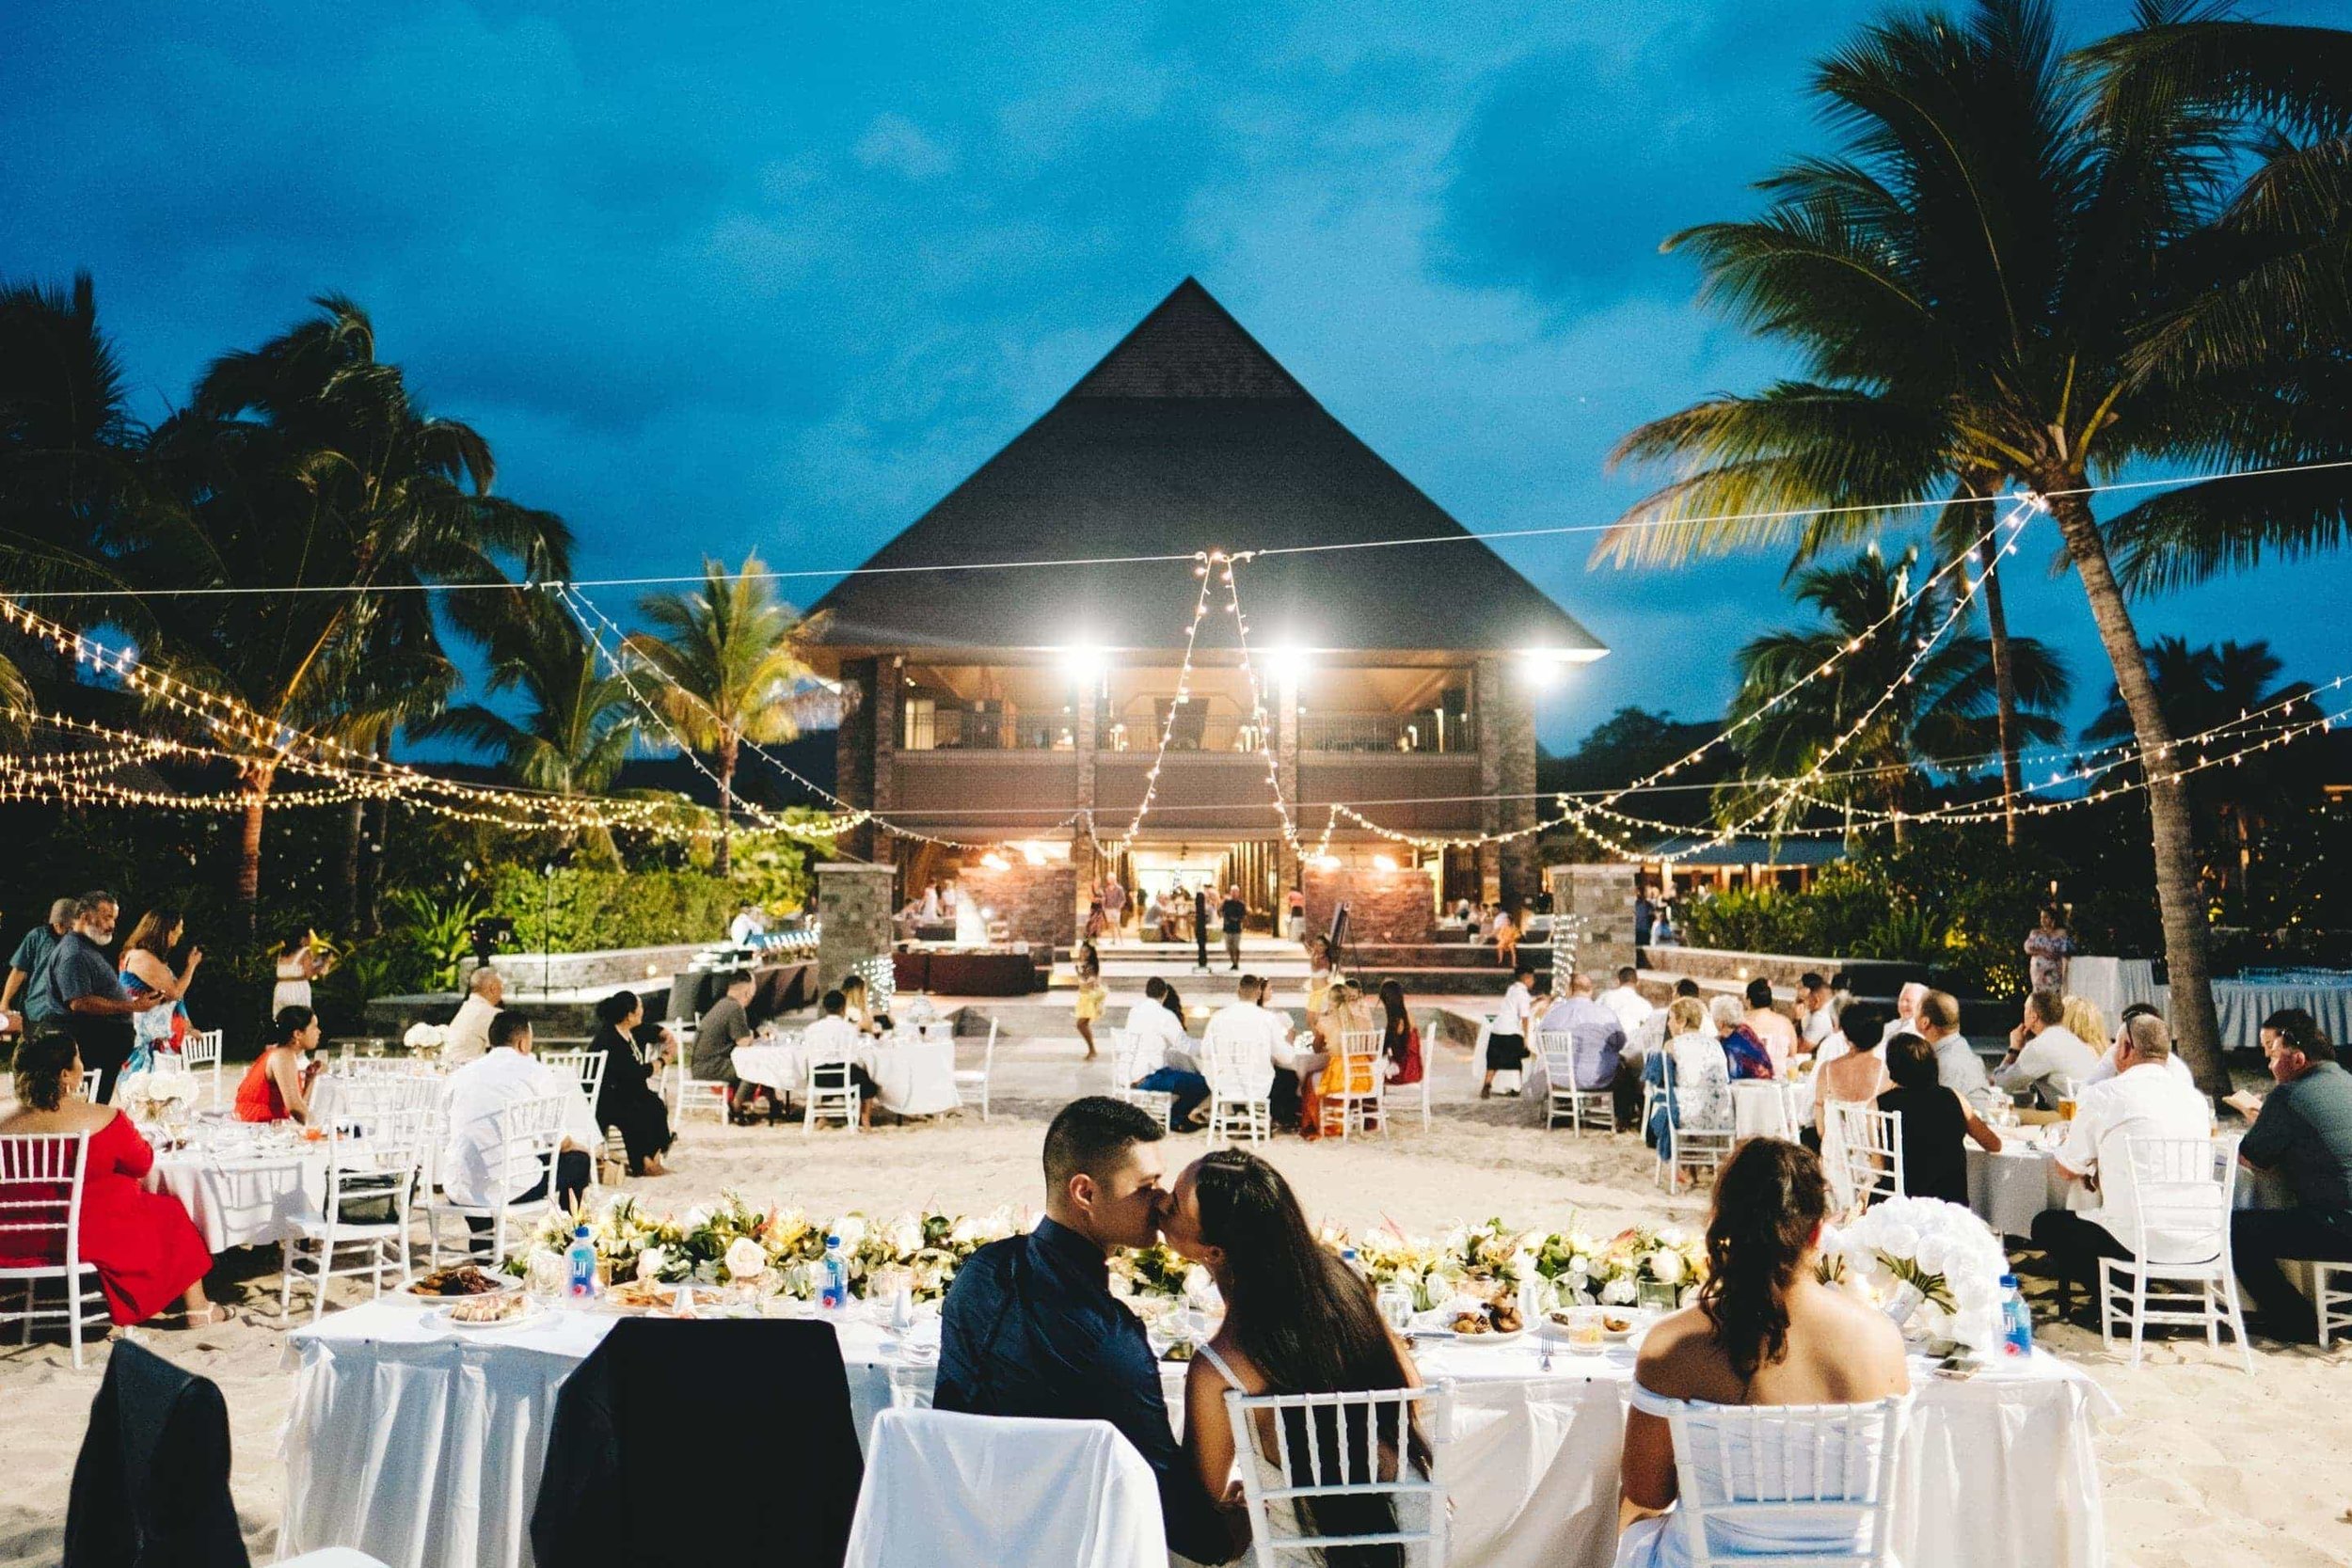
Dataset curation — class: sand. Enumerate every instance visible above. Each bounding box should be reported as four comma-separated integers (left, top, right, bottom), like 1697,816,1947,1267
4,1033,2349,1566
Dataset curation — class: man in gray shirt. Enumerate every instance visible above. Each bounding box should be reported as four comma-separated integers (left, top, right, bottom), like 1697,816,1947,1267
28,891,164,1102
2,897,75,1015
2230,1008,2352,1341
1916,990,1991,1101
692,970,757,1117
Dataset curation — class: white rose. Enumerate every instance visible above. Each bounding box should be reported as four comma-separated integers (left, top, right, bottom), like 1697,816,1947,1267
636,1246,666,1282
1648,1249,1685,1286
1601,1277,1639,1307
724,1237,768,1282
1912,1235,1949,1275
683,1207,711,1230
1875,1222,1920,1260
948,1216,979,1247
833,1215,867,1252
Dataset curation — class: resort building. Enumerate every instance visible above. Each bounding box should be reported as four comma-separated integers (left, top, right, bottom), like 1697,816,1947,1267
808,279,1605,942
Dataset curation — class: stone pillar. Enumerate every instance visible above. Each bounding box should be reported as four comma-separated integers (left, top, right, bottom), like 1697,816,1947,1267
1074,676,1100,902
1275,666,1302,895
815,861,897,993
1551,862,1637,985
835,658,879,863
1473,657,1504,903
1497,669,1539,909
869,659,901,893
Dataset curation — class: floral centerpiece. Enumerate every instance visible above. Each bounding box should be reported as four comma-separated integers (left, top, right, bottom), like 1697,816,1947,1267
1108,1240,1217,1324
1591,1225,1708,1310
1818,1196,2007,1353
403,1022,450,1058
122,1069,197,1132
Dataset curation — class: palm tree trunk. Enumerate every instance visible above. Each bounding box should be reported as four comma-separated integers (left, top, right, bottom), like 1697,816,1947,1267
2046,490,2227,1098
235,763,276,938
1977,534,2023,848
340,797,366,936
714,738,736,879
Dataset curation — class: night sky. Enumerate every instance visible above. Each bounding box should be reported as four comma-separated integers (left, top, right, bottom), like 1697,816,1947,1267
7,0,2347,753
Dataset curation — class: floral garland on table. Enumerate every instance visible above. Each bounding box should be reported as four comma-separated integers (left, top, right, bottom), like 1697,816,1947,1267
1817,1196,2008,1354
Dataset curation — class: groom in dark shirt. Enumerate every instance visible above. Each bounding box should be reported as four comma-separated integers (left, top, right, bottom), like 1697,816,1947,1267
935,1096,1235,1562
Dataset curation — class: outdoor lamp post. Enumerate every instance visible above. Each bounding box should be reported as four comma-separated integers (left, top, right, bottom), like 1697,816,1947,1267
541,862,555,995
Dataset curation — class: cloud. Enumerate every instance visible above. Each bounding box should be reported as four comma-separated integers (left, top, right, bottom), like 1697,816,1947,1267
853,113,957,180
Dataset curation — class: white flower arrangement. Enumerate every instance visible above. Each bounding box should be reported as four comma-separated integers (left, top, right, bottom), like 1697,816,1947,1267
403,1022,450,1055
1820,1196,2008,1353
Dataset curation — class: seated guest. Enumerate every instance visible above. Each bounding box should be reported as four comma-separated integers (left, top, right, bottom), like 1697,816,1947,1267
443,1010,595,1241
590,990,674,1177
1878,981,1930,1049
1994,990,2102,1108
1797,972,1836,1050
2060,994,2108,1055
937,1098,1235,1563
1190,977,1280,1124
1303,980,1379,1136
1542,973,1626,1093
1645,998,1732,1173
1876,1032,2002,1206
840,973,891,1037
1614,1140,1909,1567
1598,965,1654,1039
691,970,760,1121
2083,1002,2197,1089
1131,975,1211,1129
1915,990,1992,1101
445,966,504,1065
1811,1000,1892,1153
234,1006,321,1123
2028,1013,2211,1314
1162,1148,1429,1559
801,990,881,1128
1741,977,1799,1070
0,1030,223,1327
2226,1009,2352,1341
1377,978,1422,1087
1710,994,1775,1082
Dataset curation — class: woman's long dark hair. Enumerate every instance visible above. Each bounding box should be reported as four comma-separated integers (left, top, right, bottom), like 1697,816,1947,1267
1377,979,1409,1059
1194,1149,1429,1565
596,990,641,1029
1697,1138,1829,1384
270,1006,316,1048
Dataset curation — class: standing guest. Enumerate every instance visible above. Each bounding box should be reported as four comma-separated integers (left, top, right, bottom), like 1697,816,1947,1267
727,903,766,947
1304,936,1336,1017
1481,964,1536,1100
1193,885,1212,974
1377,978,1423,1087
801,990,881,1128
1161,1148,1429,1560
1811,1001,1893,1151
27,891,164,1103
1613,1141,1908,1568
234,1006,322,1124
0,1030,224,1327
2084,1002,2197,1088
919,882,943,922
1599,966,1654,1040
589,990,673,1177
1878,982,1930,1049
445,966,505,1065
2226,1009,2352,1341
691,970,760,1121
118,906,201,1070
1219,885,1248,974
1797,973,1837,1049
1994,990,2102,1107
272,929,334,1015
2,897,74,1015
1877,1032,2003,1206
2029,1013,2211,1315
1649,904,1678,946
1915,990,1992,1101
442,1010,596,1245
1073,944,1106,1062
1741,977,1800,1071
935,1098,1236,1565
1284,887,1305,942
1101,877,1125,934
1633,886,1656,949
1083,899,1110,942
2024,905,2074,993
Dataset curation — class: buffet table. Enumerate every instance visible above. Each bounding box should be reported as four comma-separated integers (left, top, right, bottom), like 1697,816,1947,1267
891,948,1041,996
279,1298,2114,1568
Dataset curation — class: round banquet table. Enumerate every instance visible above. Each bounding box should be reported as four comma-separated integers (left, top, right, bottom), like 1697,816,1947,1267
731,1037,961,1117
279,1297,2115,1568
153,1123,339,1251
1730,1078,1815,1140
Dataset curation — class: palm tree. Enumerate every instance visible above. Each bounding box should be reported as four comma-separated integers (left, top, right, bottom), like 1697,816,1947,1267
1718,546,2069,839
421,594,641,863
1593,0,2352,1095
628,555,828,879
0,274,151,610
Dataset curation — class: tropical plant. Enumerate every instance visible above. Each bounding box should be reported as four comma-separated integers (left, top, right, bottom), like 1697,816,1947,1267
627,555,830,878
1594,0,2352,1093
1716,546,2069,838
381,887,487,990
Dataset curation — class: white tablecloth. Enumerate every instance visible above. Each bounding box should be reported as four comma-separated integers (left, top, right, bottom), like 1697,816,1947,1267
2065,958,2352,1053
1730,1080,1815,1141
154,1129,335,1251
280,1299,2113,1568
732,1039,961,1117
1966,1132,2283,1238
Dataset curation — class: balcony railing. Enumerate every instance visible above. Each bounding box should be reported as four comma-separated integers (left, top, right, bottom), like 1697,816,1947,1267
1099,715,1271,753
903,709,1071,751
1296,712,1477,753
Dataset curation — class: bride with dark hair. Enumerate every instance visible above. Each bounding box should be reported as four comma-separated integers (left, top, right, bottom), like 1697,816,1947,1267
1159,1148,1431,1567
1614,1138,1909,1567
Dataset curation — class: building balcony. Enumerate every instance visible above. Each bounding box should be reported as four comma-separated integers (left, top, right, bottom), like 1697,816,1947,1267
1295,712,1476,754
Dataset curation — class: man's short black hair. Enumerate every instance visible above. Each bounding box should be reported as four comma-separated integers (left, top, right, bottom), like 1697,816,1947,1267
2265,1007,2333,1064
487,1008,533,1050
821,989,847,1016
1744,976,1774,1009
1675,978,1701,998
1043,1096,1165,1193
723,969,755,991
1616,966,1638,987
1513,964,1534,981
1800,972,1827,992
1145,976,1168,1000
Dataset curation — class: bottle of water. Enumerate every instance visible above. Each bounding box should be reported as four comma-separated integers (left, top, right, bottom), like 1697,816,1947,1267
566,1226,597,1301
818,1234,849,1311
1999,1274,2033,1357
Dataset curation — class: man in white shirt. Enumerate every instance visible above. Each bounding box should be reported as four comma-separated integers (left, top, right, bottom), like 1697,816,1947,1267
1797,973,1836,1047
2028,1015,2213,1315
1994,990,2104,1107
2082,1003,2197,1089
1879,982,1930,1050
727,903,766,946
1483,964,1536,1100
445,966,504,1065
798,989,878,1127
1201,976,1279,1104
1597,966,1653,1039
441,1010,599,1250
1128,976,1208,1126
1915,990,1992,1101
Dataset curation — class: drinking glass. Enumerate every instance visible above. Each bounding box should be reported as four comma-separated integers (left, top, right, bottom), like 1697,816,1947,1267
1565,1308,1605,1352
1376,1283,1414,1333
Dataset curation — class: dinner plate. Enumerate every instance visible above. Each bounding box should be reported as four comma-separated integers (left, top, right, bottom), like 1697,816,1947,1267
437,1298,542,1331
1447,1327,1525,1347
405,1271,522,1301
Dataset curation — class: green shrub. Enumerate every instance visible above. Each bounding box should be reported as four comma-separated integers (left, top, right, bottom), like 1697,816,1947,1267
483,865,744,954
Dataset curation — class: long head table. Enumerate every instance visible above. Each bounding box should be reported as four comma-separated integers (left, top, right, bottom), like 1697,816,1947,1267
280,1296,2112,1568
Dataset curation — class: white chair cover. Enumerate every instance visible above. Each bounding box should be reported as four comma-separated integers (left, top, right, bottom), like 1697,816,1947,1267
844,1408,1167,1568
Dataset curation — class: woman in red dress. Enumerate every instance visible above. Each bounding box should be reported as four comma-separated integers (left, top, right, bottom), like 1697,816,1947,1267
1,1030,221,1326
233,1006,320,1123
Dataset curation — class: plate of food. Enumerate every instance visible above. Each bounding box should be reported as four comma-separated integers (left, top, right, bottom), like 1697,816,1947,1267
439,1292,539,1329
603,1278,678,1313
1539,1307,1652,1344
405,1264,520,1300
1446,1301,1525,1344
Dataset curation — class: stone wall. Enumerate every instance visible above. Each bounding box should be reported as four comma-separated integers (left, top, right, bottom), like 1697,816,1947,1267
1302,865,1434,946
1552,863,1637,985
815,861,897,992
834,659,878,862
964,862,1078,948
481,943,708,994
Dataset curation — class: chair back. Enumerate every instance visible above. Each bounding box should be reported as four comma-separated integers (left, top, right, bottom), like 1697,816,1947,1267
1826,1103,1905,1213
183,1030,224,1104
1332,1030,1384,1096
846,1408,1167,1568
1662,1396,1910,1568
2122,1136,2234,1265
489,1094,566,1203
541,1049,607,1106
1225,1382,1449,1567
77,1069,103,1103
0,1132,91,1274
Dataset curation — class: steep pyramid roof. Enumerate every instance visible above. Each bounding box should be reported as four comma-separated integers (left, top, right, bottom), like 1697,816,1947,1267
805,278,1605,660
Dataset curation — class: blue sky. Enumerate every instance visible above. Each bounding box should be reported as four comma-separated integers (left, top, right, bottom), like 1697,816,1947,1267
5,0,2347,754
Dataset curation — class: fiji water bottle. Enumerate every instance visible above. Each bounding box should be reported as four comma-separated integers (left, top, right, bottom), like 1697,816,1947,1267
819,1234,850,1311
1999,1274,2033,1357
566,1226,597,1301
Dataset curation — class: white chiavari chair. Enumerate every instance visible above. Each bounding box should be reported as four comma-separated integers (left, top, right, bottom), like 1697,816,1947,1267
1111,1029,1175,1130
282,1108,429,1320
0,1132,105,1367
2099,1136,2252,1371
1315,1029,1386,1139
422,1093,564,1268
1825,1103,1905,1215
1659,1396,1911,1568
1226,1382,1451,1567
953,1020,1000,1121
183,1029,225,1107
